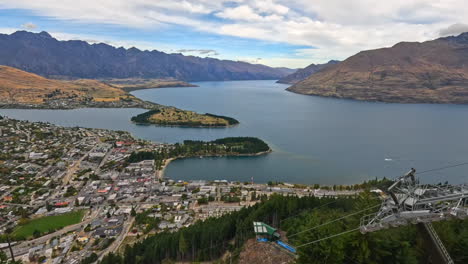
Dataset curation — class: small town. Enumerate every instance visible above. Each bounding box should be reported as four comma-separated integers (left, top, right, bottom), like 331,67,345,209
0,116,362,264
2,4,468,262
0,97,159,110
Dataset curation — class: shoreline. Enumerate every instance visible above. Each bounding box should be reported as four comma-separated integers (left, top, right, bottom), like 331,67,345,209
132,120,238,128
284,87,468,105
0,100,160,110
122,83,198,92
156,157,177,179
131,109,240,128
157,149,272,179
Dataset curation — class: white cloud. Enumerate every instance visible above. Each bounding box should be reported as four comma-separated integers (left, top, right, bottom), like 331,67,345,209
439,23,468,37
0,27,19,35
176,49,219,56
239,57,263,64
2,0,468,67
252,0,289,15
217,5,261,21
146,0,214,14
44,31,176,52
216,5,284,22
21,22,37,30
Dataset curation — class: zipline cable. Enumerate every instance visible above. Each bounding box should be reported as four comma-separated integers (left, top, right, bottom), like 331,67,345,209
292,162,468,249
288,204,380,238
295,227,360,248
415,161,468,175
280,200,338,224
283,162,468,251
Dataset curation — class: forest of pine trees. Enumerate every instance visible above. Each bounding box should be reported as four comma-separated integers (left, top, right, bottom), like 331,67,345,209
98,192,468,264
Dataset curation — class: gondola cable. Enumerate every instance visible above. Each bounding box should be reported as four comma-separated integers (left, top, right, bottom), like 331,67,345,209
295,227,360,248
288,204,380,238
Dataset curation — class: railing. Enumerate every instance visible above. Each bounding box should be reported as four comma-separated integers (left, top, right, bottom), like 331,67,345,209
424,223,454,264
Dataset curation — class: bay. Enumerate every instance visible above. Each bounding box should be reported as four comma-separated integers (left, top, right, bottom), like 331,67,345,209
2,80,468,185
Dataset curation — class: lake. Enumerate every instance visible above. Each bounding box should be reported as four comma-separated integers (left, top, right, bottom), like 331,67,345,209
2,80,468,185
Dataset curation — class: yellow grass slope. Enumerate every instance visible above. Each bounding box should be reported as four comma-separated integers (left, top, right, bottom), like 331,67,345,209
0,66,130,104
69,79,130,102
149,108,230,126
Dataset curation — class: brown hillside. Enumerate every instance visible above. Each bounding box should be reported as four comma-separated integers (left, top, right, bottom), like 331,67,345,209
288,33,468,104
237,239,295,264
0,65,130,104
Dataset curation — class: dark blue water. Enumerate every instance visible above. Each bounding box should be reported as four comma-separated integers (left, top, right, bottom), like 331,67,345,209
2,80,468,185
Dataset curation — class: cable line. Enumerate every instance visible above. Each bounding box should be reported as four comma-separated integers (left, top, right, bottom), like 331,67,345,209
280,200,338,224
415,161,468,175
284,163,468,252
288,204,380,238
295,227,360,248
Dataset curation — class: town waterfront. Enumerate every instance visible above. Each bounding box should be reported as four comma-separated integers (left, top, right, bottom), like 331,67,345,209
2,80,468,184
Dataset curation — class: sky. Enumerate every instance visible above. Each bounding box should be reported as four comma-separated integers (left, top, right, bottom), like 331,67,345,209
1,0,468,68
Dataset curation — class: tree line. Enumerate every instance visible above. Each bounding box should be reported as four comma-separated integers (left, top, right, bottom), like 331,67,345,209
99,189,468,264
126,137,270,169
130,109,160,124
98,194,341,264
205,113,239,125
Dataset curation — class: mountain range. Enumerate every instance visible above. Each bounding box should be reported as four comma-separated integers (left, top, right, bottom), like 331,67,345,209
288,32,468,104
0,31,291,81
277,60,339,84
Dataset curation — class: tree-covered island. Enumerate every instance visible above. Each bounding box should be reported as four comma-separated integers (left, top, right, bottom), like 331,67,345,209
131,108,239,127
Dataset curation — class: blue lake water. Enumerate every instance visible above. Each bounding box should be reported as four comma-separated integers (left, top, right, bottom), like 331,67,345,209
2,80,468,185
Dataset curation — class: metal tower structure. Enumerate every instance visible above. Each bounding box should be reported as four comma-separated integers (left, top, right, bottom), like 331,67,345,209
359,168,467,264
360,168,468,233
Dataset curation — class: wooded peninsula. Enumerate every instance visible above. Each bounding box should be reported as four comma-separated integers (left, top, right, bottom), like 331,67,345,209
126,137,271,171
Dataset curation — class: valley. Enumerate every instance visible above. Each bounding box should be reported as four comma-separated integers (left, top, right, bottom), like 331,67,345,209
2,2,468,264
3,80,468,185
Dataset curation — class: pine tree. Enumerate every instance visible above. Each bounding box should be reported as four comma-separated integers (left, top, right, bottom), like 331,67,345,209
179,232,188,260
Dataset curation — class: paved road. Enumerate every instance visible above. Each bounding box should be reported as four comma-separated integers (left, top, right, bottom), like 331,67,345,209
97,217,135,262
62,148,94,185
95,147,112,175
0,203,33,208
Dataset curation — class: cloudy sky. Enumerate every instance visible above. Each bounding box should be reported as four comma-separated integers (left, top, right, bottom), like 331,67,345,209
0,0,467,68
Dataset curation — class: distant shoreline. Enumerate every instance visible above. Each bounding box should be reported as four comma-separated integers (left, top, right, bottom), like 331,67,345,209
132,121,238,128
285,85,468,105
120,82,198,92
0,103,156,110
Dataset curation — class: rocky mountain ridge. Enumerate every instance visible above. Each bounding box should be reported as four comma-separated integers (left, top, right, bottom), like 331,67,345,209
0,31,290,82
277,60,339,84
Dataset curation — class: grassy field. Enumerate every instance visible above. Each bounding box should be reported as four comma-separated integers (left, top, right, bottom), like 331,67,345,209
13,210,86,239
